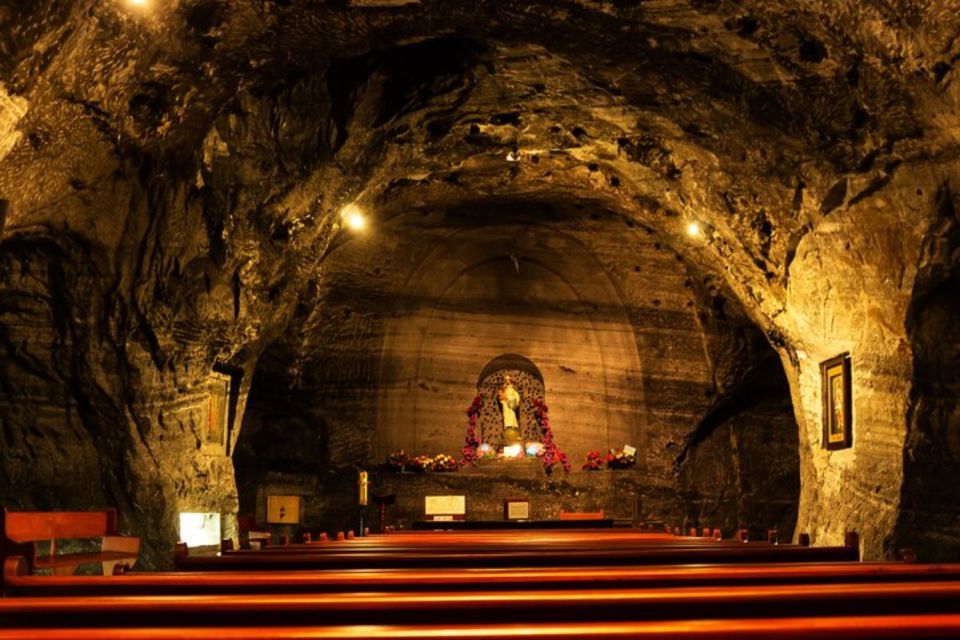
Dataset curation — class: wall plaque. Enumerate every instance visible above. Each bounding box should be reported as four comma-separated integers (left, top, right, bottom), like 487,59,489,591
504,499,529,520
425,495,465,516
266,495,301,524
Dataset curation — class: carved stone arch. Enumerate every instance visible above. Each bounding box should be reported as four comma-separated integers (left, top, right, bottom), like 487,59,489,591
477,353,544,387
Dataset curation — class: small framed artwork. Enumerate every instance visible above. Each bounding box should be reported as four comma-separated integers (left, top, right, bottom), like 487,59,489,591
201,373,231,455
504,499,529,520
266,495,301,524
821,353,852,450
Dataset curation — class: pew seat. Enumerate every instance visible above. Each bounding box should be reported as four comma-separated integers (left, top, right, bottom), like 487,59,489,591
6,562,960,597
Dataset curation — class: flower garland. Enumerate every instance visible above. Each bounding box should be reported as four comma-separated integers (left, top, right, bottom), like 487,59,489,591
461,394,483,465
531,398,570,474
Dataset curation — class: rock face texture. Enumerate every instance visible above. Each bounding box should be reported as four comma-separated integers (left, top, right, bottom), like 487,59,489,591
1,0,958,563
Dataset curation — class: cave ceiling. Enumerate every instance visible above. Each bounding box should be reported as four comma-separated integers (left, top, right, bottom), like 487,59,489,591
1,0,958,367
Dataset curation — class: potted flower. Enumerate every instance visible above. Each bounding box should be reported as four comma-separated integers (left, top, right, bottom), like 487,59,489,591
606,447,636,469
408,455,434,473
431,454,460,472
386,450,409,472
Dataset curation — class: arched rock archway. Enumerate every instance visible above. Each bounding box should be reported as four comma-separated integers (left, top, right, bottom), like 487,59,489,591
476,355,546,449
376,222,646,462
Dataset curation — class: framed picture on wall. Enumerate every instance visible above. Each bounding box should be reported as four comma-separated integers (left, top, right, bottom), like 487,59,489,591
266,495,301,524
821,353,852,450
201,372,231,455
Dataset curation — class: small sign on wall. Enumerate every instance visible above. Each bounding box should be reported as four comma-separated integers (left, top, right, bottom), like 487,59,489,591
266,495,301,524
425,495,465,517
504,499,529,520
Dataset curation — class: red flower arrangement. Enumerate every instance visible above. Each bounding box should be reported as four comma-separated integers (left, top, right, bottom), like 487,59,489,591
385,451,462,473
532,398,571,474
582,450,604,471
407,454,434,473
461,394,483,465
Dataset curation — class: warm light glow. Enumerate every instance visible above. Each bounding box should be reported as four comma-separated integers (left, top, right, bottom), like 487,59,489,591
686,221,701,237
503,444,523,458
341,204,366,231
178,512,221,548
126,0,149,7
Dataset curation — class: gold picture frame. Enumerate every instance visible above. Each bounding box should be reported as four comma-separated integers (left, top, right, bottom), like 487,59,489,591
201,373,231,455
821,353,852,450
266,495,302,524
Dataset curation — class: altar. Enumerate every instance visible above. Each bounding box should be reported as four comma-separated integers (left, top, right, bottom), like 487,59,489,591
377,457,643,530
412,518,615,530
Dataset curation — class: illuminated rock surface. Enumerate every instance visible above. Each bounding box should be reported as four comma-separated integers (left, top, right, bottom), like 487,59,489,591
0,0,957,564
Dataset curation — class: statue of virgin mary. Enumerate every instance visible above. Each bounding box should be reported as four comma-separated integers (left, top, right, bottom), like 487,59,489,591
498,375,522,447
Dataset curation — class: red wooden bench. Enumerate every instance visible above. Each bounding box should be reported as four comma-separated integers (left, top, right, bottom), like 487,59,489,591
3,582,960,627
0,614,960,640
1,509,139,579
4,615,960,640
175,542,859,571
6,562,960,597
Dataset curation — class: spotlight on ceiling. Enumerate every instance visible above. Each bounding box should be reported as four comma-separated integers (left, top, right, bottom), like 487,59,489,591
341,204,366,232
686,221,701,237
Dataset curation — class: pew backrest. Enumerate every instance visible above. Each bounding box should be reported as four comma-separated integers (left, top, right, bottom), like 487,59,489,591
2,509,140,579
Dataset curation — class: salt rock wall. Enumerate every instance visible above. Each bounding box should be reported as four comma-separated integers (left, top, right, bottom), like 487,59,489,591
785,170,960,559
0,231,245,568
3,0,958,563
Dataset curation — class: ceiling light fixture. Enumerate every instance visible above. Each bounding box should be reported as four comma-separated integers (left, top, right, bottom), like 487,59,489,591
341,204,366,232
686,221,701,237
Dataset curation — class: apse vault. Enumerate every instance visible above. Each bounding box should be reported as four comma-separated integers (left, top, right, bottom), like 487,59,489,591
235,201,799,536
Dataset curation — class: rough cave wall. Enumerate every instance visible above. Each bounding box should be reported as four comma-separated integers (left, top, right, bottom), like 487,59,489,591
1,0,959,561
0,225,247,569
895,186,960,561
784,170,960,558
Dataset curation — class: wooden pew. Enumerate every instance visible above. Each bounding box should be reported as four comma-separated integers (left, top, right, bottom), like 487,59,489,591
1,509,139,579
5,615,960,640
175,543,859,571
178,528,859,571
3,582,960,627
7,562,960,597
232,530,712,553
2,615,960,640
